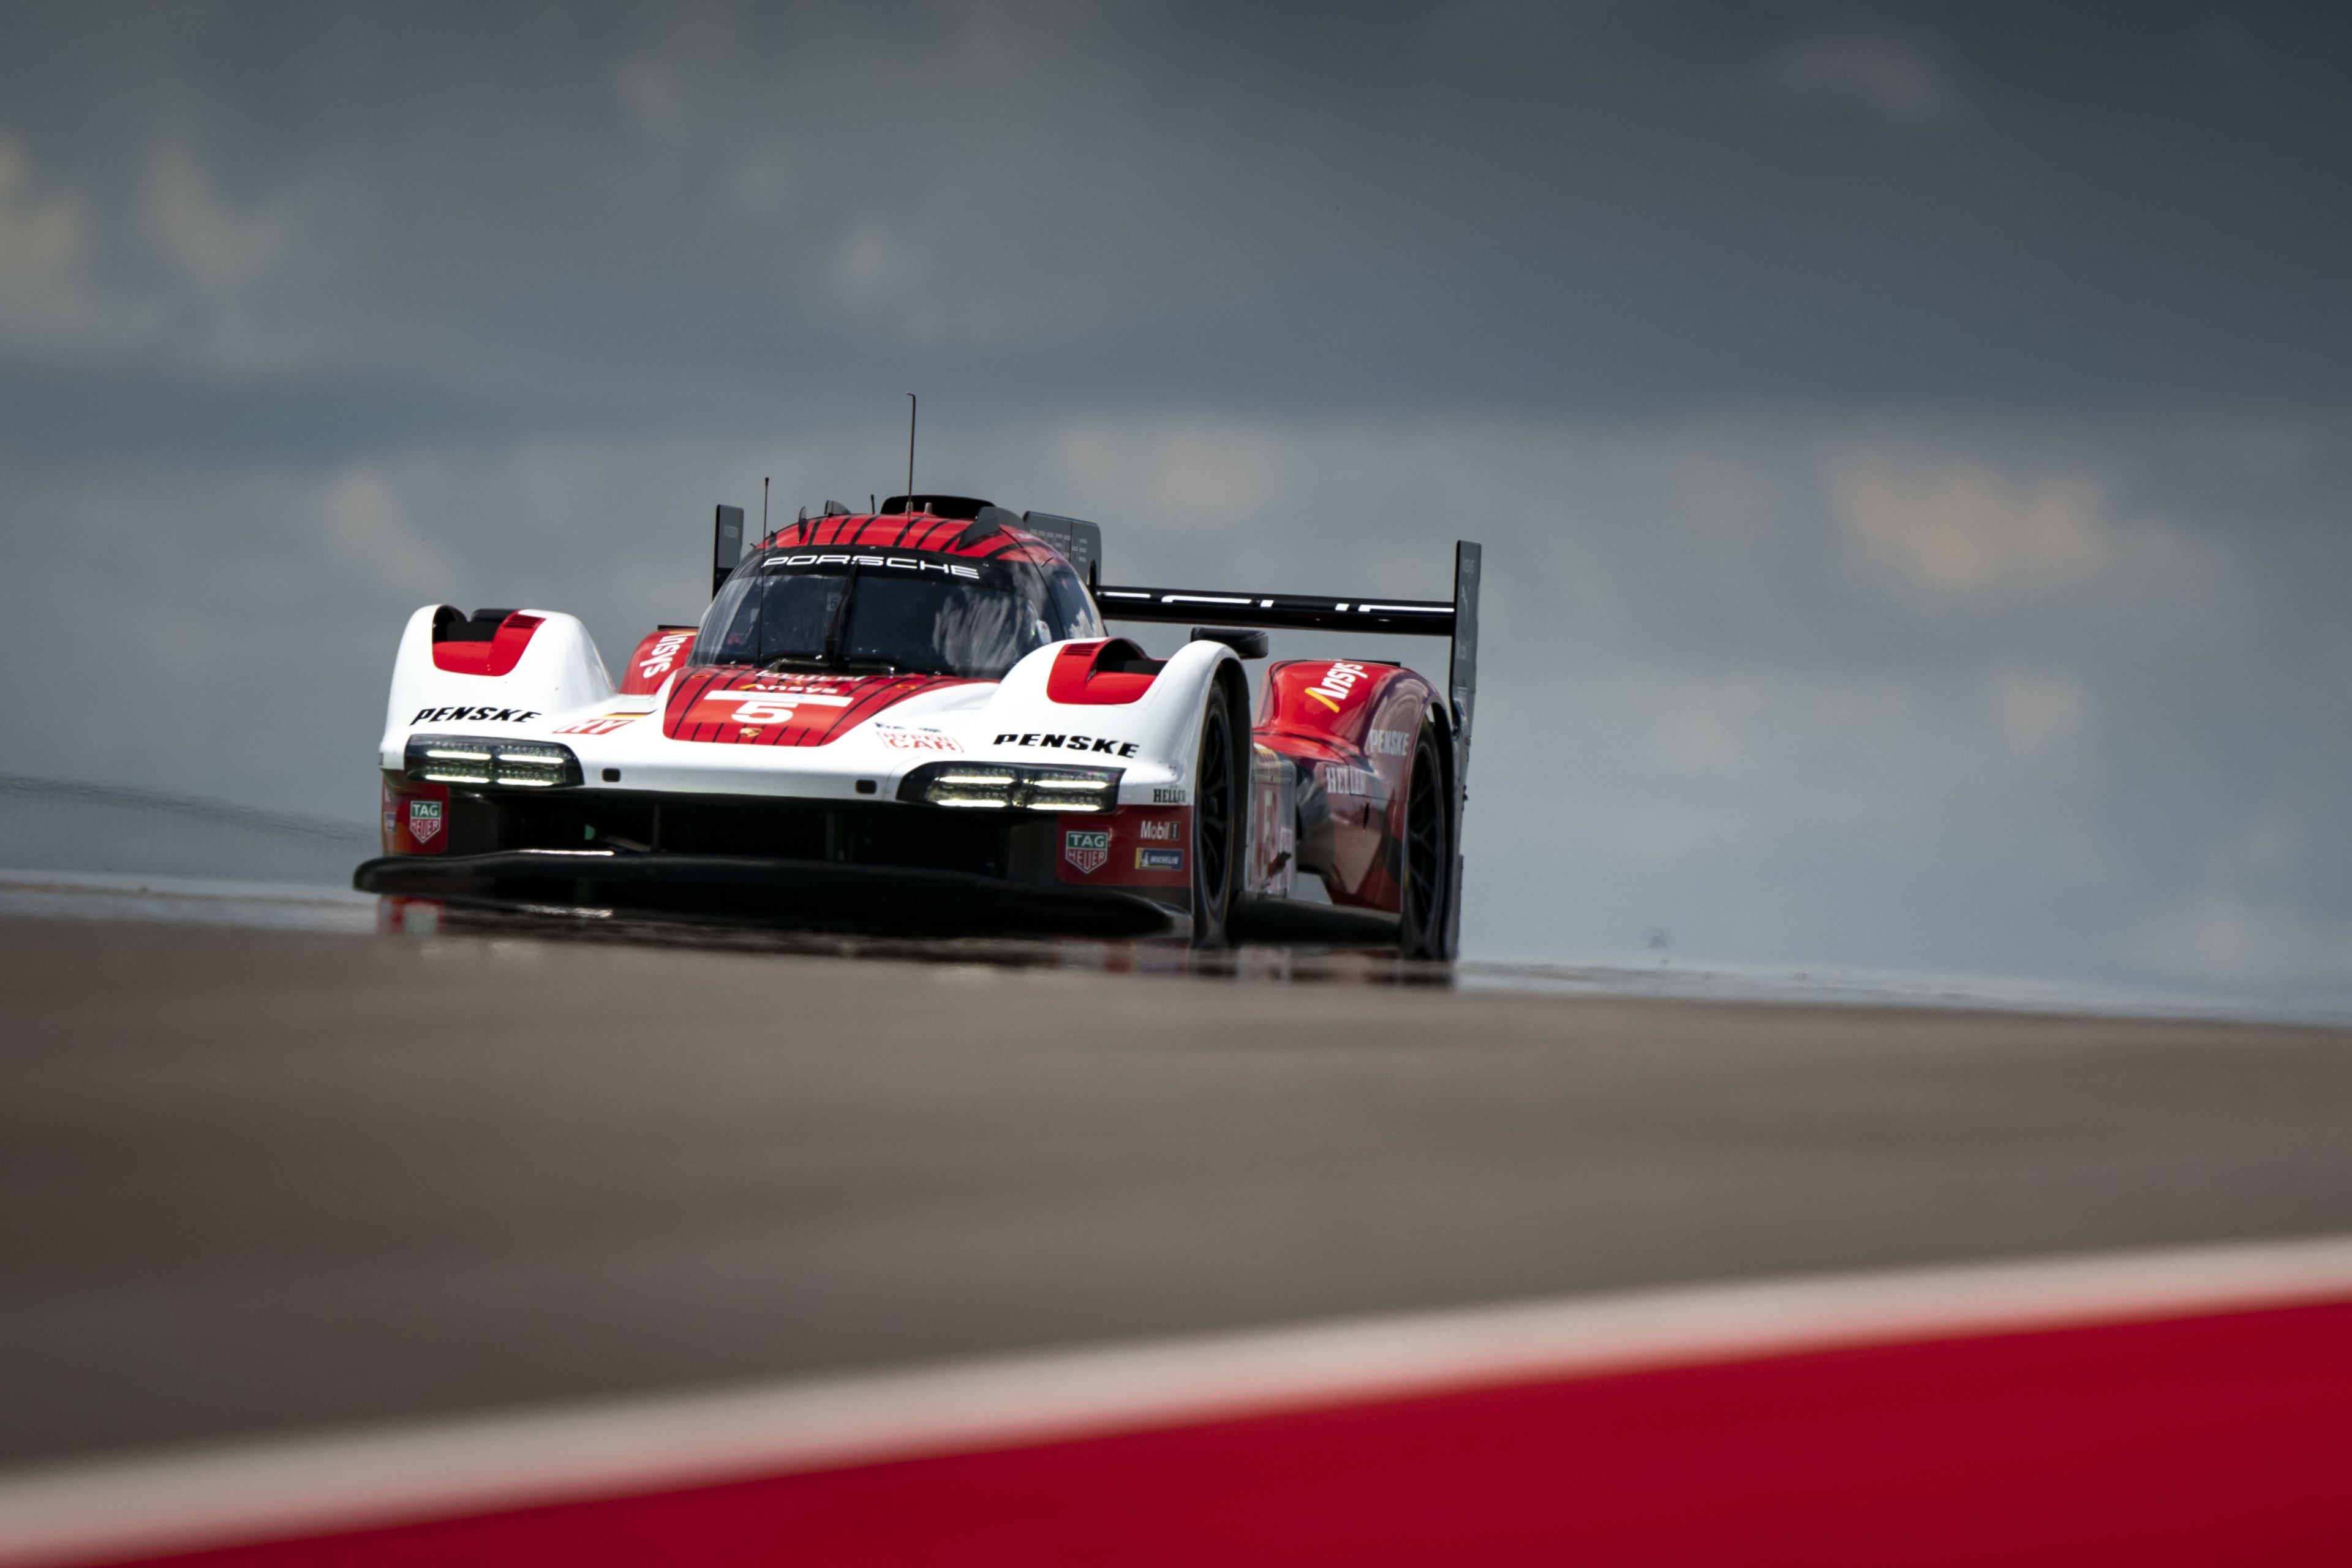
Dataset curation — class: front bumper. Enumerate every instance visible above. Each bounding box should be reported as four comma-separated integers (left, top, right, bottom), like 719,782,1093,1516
354,850,1177,938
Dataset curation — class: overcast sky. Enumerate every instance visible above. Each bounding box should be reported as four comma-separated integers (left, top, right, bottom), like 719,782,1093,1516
1,1,2346,1003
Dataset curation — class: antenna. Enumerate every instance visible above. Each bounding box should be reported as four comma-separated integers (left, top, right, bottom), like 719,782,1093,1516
761,477,769,540
905,393,916,508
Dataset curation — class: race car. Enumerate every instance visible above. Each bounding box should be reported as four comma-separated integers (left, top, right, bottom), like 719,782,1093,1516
355,496,1481,959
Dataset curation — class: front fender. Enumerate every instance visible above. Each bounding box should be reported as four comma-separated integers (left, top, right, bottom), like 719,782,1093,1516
379,606,615,769
981,638,1240,786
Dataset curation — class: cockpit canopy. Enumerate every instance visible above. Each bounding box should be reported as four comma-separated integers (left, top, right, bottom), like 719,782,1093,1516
693,545,1102,679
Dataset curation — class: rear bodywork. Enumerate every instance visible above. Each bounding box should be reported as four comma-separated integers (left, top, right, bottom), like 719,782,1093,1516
1235,658,1452,946
358,499,1479,952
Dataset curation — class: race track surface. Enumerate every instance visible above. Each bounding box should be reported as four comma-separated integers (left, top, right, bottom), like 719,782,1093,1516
6,915,2352,1468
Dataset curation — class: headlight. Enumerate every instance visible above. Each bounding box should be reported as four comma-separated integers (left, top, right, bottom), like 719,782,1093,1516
1021,769,1118,812
899,763,1123,811
924,764,1021,809
405,734,582,789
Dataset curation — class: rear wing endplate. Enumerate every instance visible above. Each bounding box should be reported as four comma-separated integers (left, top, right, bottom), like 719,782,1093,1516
711,504,745,598
1020,511,1104,593
1098,541,1482,954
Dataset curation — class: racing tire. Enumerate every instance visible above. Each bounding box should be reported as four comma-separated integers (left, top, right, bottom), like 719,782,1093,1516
1189,677,1243,949
1398,718,1453,962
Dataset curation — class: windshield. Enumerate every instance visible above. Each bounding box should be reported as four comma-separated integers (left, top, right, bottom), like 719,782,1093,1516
694,549,1084,678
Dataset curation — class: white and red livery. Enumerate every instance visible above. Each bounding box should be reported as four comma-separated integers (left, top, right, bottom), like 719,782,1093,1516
358,496,1479,956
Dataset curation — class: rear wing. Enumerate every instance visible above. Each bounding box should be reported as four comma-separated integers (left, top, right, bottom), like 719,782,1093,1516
1098,541,1483,955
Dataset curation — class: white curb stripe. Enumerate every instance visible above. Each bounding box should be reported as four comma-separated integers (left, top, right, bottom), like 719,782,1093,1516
6,1232,2352,1567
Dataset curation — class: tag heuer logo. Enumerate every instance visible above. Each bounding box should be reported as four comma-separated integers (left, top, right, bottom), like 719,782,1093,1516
408,799,443,843
1063,829,1110,875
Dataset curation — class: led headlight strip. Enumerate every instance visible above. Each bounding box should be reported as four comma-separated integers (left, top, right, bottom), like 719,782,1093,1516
404,734,583,790
898,763,1123,812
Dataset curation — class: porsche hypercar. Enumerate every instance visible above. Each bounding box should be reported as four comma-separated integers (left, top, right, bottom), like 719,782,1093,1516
355,496,1480,958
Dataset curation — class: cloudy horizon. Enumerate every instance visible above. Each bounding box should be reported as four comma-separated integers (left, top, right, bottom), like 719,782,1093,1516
1,1,2346,1002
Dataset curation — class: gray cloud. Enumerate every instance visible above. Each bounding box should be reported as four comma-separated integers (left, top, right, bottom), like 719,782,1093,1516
1770,31,1961,124
4,1,2347,419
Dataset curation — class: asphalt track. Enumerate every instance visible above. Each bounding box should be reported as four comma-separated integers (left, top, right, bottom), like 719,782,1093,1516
6,913,2352,1474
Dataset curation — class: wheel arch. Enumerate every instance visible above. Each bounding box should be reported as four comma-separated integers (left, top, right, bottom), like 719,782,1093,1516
1416,693,1463,961
1176,649,1251,948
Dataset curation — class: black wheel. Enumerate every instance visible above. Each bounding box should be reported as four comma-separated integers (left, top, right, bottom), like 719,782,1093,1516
1398,719,1453,960
1189,680,1240,948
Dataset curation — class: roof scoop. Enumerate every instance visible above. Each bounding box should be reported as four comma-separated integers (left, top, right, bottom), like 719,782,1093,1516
878,494,998,519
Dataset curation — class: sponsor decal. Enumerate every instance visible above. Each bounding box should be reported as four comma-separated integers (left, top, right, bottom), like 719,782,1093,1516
1305,661,1372,713
1152,786,1187,805
408,799,443,843
1321,763,1377,796
1367,727,1413,756
995,732,1141,757
1136,847,1184,872
774,553,981,579
554,712,649,736
873,725,962,752
684,689,854,728
1137,818,1182,842
411,706,541,725
634,631,693,686
1064,829,1111,876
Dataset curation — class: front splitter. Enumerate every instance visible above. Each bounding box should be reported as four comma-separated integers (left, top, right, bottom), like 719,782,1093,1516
353,851,1178,939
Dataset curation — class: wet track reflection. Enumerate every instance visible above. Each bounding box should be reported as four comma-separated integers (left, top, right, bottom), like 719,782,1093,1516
372,894,1459,987
4,872,2352,1472
1,868,2335,1023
